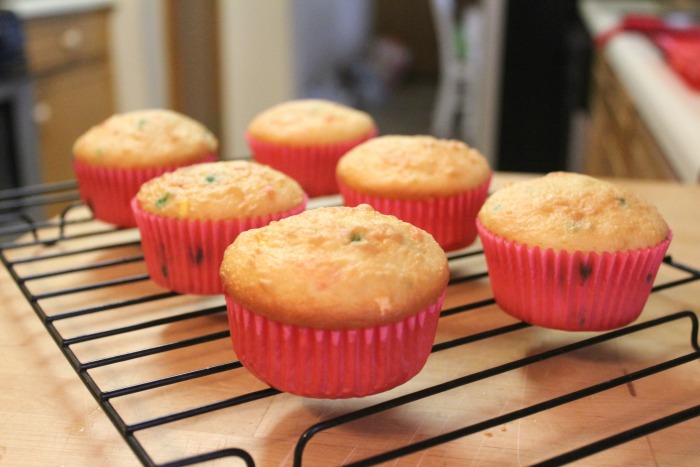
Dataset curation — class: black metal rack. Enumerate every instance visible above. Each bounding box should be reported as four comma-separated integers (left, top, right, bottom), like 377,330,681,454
1,181,699,466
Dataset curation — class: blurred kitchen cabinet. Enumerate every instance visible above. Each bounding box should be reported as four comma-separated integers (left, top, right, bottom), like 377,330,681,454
585,53,677,180
24,8,115,185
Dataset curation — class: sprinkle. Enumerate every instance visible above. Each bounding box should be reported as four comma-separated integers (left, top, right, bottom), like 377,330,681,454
374,296,392,315
565,219,590,232
492,204,501,211
617,197,627,206
350,233,362,242
205,174,217,183
137,118,148,129
178,199,189,218
263,185,276,199
156,193,170,209
189,247,204,264
579,264,592,283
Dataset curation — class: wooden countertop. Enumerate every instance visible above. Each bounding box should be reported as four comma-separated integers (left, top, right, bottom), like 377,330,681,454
0,173,698,466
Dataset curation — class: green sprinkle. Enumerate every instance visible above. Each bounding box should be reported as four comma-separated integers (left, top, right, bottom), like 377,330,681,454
205,174,217,183
617,197,627,206
156,193,170,209
137,118,148,129
492,204,501,211
350,233,362,242
565,219,581,231
579,264,592,282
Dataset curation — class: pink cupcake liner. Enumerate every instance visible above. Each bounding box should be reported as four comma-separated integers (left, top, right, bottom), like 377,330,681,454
73,154,217,227
225,291,445,398
246,127,377,197
131,196,307,295
477,220,672,331
338,174,491,252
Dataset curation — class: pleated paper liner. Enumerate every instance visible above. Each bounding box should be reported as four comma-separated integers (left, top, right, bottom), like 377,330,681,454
339,174,491,252
477,220,672,331
225,291,445,399
246,127,377,197
131,196,307,295
73,154,217,227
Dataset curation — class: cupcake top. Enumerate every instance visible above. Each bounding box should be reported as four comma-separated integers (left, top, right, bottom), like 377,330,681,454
478,172,669,253
220,204,449,329
246,99,376,146
135,160,305,220
336,135,491,198
73,109,218,168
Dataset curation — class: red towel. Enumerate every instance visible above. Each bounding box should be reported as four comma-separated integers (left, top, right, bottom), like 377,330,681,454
596,14,700,91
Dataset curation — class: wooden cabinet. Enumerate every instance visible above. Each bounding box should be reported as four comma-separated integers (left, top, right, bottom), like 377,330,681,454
585,53,677,180
24,8,115,185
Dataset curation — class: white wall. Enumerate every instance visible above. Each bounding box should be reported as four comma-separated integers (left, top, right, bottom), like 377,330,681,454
109,0,372,159
217,0,296,158
110,0,297,159
109,0,169,111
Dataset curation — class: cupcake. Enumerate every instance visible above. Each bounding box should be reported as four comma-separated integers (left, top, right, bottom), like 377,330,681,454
336,135,491,252
477,172,671,331
220,204,449,398
245,99,377,197
132,160,306,295
73,109,219,227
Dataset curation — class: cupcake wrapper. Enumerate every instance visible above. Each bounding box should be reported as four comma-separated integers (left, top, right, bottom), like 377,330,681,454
132,196,307,295
73,154,217,227
339,174,491,252
225,291,445,398
246,127,377,197
477,220,672,331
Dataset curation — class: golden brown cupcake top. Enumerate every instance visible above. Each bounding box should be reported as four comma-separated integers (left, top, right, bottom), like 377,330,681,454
246,99,376,146
336,135,491,198
73,109,218,168
135,160,305,220
478,172,669,253
220,204,449,329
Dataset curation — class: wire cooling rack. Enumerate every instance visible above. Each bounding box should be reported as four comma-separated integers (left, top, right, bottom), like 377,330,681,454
0,180,699,466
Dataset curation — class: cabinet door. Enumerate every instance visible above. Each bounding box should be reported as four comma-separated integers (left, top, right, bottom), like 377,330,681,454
24,10,110,75
34,61,114,184
585,54,677,180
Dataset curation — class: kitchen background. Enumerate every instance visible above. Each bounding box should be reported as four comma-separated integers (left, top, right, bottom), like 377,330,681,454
0,3,699,464
1,0,698,192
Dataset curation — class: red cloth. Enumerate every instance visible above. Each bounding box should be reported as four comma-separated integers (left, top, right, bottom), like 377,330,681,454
596,14,700,91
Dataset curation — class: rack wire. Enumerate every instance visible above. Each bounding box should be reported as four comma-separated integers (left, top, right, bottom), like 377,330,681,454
0,180,699,466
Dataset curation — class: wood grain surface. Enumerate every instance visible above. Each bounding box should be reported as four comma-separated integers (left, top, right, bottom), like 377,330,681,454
0,173,698,466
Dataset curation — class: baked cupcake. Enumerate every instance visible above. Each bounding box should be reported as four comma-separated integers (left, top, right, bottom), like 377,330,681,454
73,109,218,227
132,160,306,295
336,135,491,252
477,172,671,331
220,204,449,398
246,99,377,197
